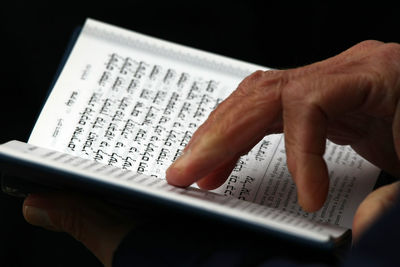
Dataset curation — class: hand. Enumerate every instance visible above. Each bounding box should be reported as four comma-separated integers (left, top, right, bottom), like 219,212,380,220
22,193,134,267
21,183,400,265
166,40,400,212
22,41,400,265
352,181,400,241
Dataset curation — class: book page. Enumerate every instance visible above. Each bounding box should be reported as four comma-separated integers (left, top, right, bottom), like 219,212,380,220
0,140,348,244
29,18,380,230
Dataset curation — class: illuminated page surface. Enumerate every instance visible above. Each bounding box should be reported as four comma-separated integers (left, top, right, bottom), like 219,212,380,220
29,18,380,230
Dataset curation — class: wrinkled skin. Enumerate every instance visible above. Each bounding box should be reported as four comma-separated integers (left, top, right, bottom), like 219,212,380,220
166,40,400,211
23,41,400,266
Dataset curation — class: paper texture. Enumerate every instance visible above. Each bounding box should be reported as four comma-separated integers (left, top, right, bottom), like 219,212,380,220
29,18,380,229
0,140,347,244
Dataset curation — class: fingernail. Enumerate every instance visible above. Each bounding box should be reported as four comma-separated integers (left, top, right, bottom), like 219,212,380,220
23,206,55,229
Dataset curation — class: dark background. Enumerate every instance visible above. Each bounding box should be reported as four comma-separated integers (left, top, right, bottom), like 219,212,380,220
0,1,399,266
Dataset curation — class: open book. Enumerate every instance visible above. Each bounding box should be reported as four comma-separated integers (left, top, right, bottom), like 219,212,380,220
0,18,381,248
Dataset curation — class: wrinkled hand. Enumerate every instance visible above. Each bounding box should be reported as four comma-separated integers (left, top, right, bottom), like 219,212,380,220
22,41,400,266
166,40,400,212
353,181,400,241
23,193,134,267
21,182,400,266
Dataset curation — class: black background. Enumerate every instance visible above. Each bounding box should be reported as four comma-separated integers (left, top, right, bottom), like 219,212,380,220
0,1,399,266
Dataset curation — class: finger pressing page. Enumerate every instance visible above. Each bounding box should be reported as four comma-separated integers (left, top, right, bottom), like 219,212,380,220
195,133,279,190
196,156,240,190
283,87,329,212
166,71,283,188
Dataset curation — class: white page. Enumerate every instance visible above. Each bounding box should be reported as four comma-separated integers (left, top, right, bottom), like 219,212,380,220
0,140,347,244
29,18,380,229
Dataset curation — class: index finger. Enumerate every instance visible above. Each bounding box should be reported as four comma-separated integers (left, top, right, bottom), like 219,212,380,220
166,70,284,188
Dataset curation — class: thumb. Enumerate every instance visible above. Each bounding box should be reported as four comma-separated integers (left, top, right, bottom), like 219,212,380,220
23,193,134,267
352,181,400,242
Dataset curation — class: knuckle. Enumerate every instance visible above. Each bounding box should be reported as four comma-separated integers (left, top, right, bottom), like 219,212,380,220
377,42,400,63
281,78,307,103
367,42,400,69
384,43,400,75
236,69,288,99
247,69,265,81
382,42,400,55
366,42,400,107
236,70,265,94
355,40,384,50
